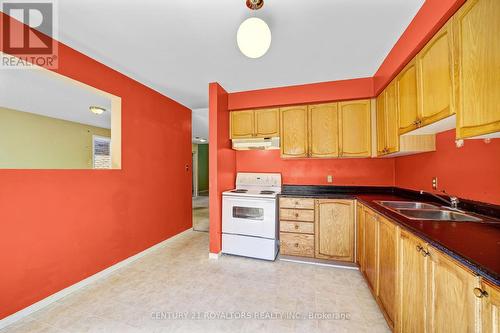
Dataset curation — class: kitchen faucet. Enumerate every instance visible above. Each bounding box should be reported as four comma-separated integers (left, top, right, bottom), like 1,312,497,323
419,189,460,210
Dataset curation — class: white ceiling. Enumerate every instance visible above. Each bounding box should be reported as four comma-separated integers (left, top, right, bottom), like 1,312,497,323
0,63,112,128
49,0,425,109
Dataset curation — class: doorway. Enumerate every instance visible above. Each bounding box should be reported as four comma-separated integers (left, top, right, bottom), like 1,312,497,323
192,143,209,232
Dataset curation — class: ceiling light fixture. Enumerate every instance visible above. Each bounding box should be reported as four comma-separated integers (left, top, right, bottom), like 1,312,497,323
89,106,106,115
237,0,271,59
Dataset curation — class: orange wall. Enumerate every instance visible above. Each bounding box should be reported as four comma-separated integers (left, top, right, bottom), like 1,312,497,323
395,130,500,205
0,13,192,319
228,78,374,110
236,150,395,186
209,83,236,254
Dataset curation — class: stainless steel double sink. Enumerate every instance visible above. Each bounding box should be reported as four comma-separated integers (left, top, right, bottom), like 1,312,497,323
375,201,483,222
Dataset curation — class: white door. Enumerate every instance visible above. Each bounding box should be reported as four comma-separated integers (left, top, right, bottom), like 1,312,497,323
222,196,277,239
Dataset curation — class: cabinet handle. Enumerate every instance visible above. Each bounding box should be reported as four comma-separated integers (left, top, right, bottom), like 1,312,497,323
294,243,299,248
421,249,430,257
294,224,299,229
416,245,423,252
295,201,299,206
473,288,489,298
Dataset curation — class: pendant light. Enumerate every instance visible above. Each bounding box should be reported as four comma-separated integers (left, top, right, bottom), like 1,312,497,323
237,0,271,59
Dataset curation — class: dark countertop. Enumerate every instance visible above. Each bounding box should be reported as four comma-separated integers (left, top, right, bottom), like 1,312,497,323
280,185,500,286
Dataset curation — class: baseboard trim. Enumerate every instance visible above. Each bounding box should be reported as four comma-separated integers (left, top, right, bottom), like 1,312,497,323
279,256,360,270
208,252,221,259
0,228,192,330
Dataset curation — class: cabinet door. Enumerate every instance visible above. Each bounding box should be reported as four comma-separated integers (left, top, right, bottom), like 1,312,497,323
481,281,500,333
454,0,500,139
363,209,378,292
230,110,255,139
280,106,308,158
255,108,280,138
417,22,455,126
338,100,371,157
315,200,354,262
385,81,400,154
376,92,387,156
397,60,419,134
397,230,427,333
378,216,398,328
308,103,339,158
426,246,480,333
356,203,364,268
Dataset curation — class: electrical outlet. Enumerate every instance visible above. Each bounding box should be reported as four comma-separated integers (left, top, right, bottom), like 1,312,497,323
327,175,333,183
432,177,438,190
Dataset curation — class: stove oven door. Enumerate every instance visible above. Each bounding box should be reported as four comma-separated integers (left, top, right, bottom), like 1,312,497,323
222,195,277,239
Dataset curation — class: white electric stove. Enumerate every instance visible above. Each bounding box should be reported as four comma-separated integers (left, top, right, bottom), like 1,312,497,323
222,172,281,260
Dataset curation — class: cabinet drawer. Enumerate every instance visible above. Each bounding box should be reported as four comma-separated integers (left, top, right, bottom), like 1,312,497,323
280,233,314,257
280,208,315,222
279,197,315,210
280,221,314,234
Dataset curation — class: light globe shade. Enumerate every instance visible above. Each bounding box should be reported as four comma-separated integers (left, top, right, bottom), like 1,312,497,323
237,17,271,59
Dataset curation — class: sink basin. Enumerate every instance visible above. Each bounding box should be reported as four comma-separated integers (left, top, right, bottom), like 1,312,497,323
397,209,482,222
377,201,439,210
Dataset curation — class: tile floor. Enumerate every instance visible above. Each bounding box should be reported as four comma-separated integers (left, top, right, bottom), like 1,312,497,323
192,195,209,232
1,231,389,333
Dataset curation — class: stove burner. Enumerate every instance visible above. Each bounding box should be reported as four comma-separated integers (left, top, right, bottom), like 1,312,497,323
260,190,275,195
231,189,248,193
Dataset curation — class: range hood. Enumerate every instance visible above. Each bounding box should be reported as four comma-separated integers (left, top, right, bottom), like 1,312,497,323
231,137,280,151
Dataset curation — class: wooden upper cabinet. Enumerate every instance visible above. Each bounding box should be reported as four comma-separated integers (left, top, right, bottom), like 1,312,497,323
363,209,379,292
280,106,309,158
254,108,280,138
397,230,428,333
454,0,500,139
397,60,419,134
426,246,480,333
385,81,400,154
481,280,500,333
376,92,387,156
230,110,254,139
315,199,354,262
376,82,399,156
377,216,398,328
338,100,371,157
308,103,339,158
416,22,455,126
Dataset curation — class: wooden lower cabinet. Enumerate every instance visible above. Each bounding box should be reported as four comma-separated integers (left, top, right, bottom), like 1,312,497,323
280,208,315,222
356,202,364,267
315,199,355,262
280,221,314,234
426,246,481,333
377,216,398,328
280,233,314,257
279,197,316,258
397,229,428,333
363,208,378,292
481,281,500,333
279,197,315,210
279,198,355,263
